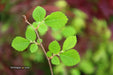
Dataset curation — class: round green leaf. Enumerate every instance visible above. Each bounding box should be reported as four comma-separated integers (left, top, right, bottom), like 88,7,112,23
37,39,43,43
70,69,81,75
32,22,38,28
30,44,38,53
32,6,46,22
48,40,61,54
51,56,60,65
25,26,36,41
63,36,77,51
12,36,30,51
46,51,52,57
60,49,80,66
32,22,48,35
45,12,68,29
62,26,76,38
38,23,48,35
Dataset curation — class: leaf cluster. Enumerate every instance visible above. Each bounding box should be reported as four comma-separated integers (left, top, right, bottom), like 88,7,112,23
11,6,80,68
12,6,68,52
47,36,80,66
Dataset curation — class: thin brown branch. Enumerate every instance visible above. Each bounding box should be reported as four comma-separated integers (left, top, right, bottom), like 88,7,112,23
35,20,44,30
30,41,40,45
35,23,41,30
49,51,63,60
23,15,53,75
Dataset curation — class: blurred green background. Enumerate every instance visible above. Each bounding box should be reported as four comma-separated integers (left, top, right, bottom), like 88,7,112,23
0,0,113,75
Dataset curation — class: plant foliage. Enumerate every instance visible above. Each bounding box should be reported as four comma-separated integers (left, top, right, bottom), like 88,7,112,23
11,6,80,74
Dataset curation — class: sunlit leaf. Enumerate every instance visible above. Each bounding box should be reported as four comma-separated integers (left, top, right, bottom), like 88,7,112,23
12,36,30,51
48,40,61,54
45,12,68,28
51,56,60,65
30,44,38,53
37,39,43,43
62,36,77,51
32,6,46,22
38,23,48,35
60,49,80,66
25,26,36,41
47,51,52,57
62,26,76,38
32,22,48,35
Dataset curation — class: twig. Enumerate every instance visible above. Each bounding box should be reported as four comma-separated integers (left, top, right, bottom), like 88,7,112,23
30,41,40,45
23,15,53,75
35,22,41,30
49,51,64,60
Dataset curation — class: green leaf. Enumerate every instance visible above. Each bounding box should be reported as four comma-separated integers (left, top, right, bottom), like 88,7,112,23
79,60,94,74
37,39,43,43
62,26,76,38
60,49,80,66
51,56,60,65
51,28,63,40
73,9,88,19
12,36,30,51
30,44,38,53
32,22,48,35
47,51,52,57
32,6,46,22
32,22,38,28
45,12,68,28
25,26,36,41
48,40,61,54
30,49,44,62
62,36,77,51
53,33,62,41
38,23,48,35
70,69,81,75
72,18,85,33
54,63,66,75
